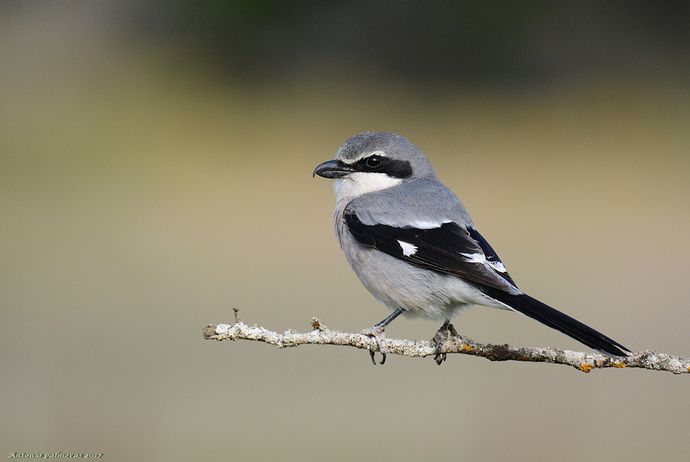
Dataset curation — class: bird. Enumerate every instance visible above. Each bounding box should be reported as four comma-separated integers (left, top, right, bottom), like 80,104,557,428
313,132,630,365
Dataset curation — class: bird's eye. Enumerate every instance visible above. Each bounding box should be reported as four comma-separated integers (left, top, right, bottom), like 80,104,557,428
366,155,382,169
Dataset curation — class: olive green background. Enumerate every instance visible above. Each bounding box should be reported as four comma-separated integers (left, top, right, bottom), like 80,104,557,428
2,2,688,461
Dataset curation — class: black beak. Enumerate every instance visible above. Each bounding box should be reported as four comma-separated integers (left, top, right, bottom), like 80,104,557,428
313,159,355,179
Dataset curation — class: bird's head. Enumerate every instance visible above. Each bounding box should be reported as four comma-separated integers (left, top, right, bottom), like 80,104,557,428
313,132,438,201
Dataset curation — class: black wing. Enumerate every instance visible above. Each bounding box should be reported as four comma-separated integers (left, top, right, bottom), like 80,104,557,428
345,210,630,356
344,209,630,356
344,210,518,291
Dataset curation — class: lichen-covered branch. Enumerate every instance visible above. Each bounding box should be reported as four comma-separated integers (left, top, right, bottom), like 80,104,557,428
203,308,689,374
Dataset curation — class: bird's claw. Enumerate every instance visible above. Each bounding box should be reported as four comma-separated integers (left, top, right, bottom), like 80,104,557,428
368,349,386,365
432,322,458,365
360,325,388,365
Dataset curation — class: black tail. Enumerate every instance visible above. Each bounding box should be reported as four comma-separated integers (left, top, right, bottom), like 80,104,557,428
486,289,630,356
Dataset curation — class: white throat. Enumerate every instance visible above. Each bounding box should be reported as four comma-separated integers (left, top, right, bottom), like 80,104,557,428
334,172,402,201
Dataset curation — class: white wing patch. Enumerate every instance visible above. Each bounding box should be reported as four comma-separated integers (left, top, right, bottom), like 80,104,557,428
460,252,486,263
461,252,507,273
408,219,452,229
487,260,507,273
397,240,418,256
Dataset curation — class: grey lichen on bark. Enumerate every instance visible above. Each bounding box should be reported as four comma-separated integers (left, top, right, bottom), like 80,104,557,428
203,307,689,374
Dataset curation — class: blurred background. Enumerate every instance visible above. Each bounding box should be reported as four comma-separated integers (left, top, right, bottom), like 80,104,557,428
2,1,689,460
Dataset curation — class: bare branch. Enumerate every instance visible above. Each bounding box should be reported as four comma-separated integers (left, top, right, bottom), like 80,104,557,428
203,308,689,374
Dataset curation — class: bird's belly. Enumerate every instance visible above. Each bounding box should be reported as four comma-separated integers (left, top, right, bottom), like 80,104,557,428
346,245,505,322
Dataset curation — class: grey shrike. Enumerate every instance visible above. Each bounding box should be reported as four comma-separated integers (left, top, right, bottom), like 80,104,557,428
314,132,629,365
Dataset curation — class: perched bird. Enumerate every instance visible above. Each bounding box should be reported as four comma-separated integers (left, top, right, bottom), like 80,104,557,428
313,132,629,365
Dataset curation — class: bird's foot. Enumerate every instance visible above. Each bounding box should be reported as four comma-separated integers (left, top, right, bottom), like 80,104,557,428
360,325,389,365
432,321,459,365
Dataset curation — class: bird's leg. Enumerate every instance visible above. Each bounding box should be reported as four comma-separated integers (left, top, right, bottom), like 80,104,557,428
360,308,404,365
432,319,458,365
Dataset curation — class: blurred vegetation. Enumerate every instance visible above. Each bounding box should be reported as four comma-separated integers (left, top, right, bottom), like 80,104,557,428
133,0,690,89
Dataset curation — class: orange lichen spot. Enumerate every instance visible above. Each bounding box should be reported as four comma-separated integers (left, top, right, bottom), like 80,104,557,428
461,345,471,352
614,363,626,368
580,364,594,373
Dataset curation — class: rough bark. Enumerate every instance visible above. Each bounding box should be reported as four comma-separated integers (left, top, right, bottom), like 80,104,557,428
203,308,689,374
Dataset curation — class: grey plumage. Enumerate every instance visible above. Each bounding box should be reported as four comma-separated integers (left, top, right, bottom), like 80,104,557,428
314,132,629,364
